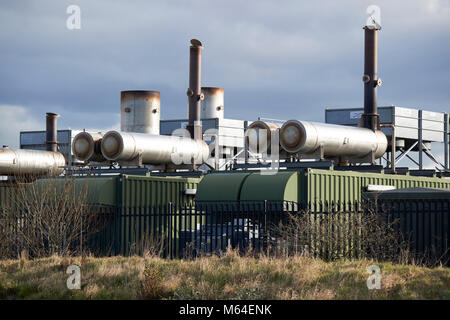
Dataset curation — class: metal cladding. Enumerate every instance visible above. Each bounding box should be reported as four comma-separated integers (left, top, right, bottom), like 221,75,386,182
46,112,59,152
279,120,387,160
246,120,280,154
201,87,224,119
0,147,65,176
186,39,203,140
100,130,210,165
120,90,160,135
72,131,105,162
361,26,382,131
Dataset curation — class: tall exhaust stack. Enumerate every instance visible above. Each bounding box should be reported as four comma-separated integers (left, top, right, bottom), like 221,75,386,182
186,39,203,140
46,112,59,152
361,25,382,131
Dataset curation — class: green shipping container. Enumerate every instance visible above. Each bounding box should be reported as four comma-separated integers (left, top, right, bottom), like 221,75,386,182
0,174,202,256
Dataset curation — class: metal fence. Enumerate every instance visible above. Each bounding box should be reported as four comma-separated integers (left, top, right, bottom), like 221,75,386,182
89,199,449,265
2,197,447,264
376,199,449,265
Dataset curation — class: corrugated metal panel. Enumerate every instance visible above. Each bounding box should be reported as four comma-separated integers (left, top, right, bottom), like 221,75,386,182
119,174,201,209
196,168,450,209
0,174,200,210
303,168,450,209
0,177,117,208
114,175,201,256
325,106,446,142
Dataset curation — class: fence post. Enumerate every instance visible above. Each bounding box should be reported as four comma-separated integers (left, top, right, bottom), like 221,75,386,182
168,202,173,259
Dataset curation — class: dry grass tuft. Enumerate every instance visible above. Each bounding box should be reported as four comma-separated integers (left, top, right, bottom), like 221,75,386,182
0,252,448,300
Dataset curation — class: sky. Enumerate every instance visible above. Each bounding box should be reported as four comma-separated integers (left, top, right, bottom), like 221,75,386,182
0,0,449,168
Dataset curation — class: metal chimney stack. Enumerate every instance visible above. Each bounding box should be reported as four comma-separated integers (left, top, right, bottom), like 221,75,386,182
46,112,59,152
186,39,203,140
361,26,382,131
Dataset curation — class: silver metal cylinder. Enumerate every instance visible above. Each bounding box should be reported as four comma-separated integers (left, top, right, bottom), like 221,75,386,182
100,131,210,165
120,90,160,134
201,87,224,119
72,132,105,162
280,120,387,160
245,120,280,154
0,147,65,176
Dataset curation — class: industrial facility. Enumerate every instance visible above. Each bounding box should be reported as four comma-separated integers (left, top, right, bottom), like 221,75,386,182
0,20,449,261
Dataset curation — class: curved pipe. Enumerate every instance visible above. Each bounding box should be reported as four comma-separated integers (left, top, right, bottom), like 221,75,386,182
100,130,210,165
280,120,387,160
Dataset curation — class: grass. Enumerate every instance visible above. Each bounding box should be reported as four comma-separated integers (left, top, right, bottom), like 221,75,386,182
0,250,449,300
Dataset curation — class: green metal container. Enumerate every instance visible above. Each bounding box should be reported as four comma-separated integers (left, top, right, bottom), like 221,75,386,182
196,172,251,201
119,174,200,209
196,169,450,210
113,174,202,256
303,169,450,209
0,174,202,256
240,171,298,202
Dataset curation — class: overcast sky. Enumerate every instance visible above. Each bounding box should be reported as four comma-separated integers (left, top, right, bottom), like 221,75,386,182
0,0,449,156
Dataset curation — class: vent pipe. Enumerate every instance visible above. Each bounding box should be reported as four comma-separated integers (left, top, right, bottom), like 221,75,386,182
186,39,203,140
361,26,382,131
46,112,59,152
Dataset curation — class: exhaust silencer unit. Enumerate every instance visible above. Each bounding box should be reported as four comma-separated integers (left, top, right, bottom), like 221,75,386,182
100,131,209,165
279,120,387,161
186,39,203,140
0,112,65,176
245,120,280,154
0,147,65,177
72,132,105,162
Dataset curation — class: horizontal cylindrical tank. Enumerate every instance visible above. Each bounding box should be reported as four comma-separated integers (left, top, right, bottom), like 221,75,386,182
279,120,387,159
0,147,65,176
72,132,106,162
201,87,224,119
120,90,160,134
245,120,280,153
100,131,210,165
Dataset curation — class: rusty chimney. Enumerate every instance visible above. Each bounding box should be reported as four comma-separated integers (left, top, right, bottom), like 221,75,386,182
186,39,203,140
361,26,382,131
46,112,59,152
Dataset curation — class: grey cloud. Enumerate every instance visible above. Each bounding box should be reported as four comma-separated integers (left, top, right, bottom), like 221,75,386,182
0,0,448,146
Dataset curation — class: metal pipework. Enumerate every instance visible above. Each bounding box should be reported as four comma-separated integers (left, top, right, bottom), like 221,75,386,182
361,26,382,131
100,130,210,165
46,112,59,152
120,90,160,134
72,132,105,162
0,147,65,176
279,120,387,161
380,124,396,173
245,121,280,154
186,39,203,140
201,87,224,119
